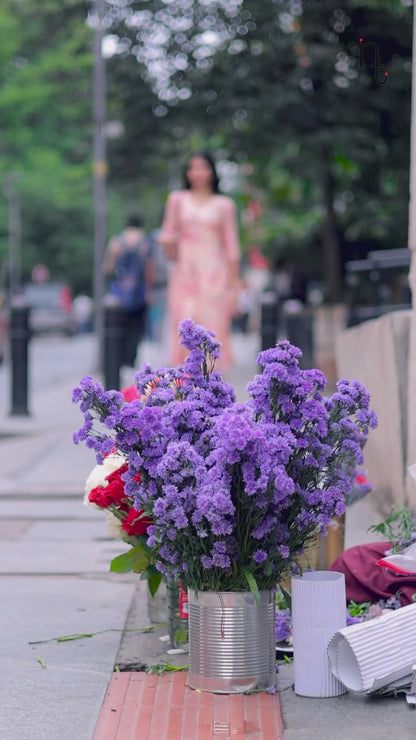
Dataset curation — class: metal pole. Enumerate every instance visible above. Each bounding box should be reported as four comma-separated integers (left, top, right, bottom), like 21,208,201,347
9,300,31,417
92,0,106,372
405,9,416,505
103,297,124,390
409,9,416,265
2,177,21,301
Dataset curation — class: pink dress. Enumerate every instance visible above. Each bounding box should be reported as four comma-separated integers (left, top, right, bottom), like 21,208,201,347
159,190,240,367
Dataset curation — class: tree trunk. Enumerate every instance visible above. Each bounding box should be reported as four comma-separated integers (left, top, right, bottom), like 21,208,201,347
320,152,343,303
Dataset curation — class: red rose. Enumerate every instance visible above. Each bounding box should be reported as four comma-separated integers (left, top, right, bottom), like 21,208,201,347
121,384,139,402
104,464,130,508
88,486,112,508
121,508,152,536
355,474,367,484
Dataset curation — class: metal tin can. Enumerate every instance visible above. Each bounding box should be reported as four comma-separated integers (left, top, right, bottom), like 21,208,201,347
188,589,276,693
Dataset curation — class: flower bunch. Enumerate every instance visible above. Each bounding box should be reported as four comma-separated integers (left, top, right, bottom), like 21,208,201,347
345,470,372,507
85,452,151,538
369,506,416,553
83,450,157,585
73,319,377,595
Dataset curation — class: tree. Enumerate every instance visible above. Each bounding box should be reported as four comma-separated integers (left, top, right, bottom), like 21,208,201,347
0,0,94,293
104,0,412,300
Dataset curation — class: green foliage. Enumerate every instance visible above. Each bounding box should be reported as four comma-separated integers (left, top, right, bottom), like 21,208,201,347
0,0,412,297
243,568,260,605
369,506,416,552
276,584,292,612
347,600,371,617
106,0,412,296
0,0,94,292
145,661,188,675
109,543,150,574
140,567,163,597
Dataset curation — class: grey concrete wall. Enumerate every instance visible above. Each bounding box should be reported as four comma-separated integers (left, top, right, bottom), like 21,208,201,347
313,304,347,391
335,311,412,513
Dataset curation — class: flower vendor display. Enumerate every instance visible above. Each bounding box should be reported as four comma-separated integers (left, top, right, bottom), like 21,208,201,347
73,318,377,693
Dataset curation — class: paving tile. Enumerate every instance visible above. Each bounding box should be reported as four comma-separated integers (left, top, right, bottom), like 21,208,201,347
0,519,32,540
179,679,201,740
92,672,130,740
93,672,284,739
228,694,245,739
148,671,174,739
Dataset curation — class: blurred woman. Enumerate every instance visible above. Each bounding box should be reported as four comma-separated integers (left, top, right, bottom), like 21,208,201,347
159,151,240,368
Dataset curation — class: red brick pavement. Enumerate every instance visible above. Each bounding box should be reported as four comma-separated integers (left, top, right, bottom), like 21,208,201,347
92,672,284,739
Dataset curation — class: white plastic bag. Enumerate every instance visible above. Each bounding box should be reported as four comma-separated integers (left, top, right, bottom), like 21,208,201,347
376,542,416,574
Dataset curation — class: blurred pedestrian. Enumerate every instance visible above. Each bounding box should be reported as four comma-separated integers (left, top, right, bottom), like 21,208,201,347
104,214,153,368
159,151,240,368
72,294,93,333
145,226,168,343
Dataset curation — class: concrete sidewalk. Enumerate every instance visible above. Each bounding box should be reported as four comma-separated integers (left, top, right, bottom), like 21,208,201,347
0,331,413,739
0,334,137,740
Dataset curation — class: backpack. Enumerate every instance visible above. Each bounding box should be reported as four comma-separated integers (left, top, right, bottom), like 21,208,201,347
109,236,148,311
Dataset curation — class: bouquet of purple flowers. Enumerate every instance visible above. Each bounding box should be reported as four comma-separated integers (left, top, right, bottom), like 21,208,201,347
73,319,377,597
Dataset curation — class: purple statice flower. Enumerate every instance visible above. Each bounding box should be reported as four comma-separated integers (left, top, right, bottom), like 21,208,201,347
275,608,292,643
345,469,373,506
73,319,377,592
253,549,267,563
346,612,360,626
179,318,221,356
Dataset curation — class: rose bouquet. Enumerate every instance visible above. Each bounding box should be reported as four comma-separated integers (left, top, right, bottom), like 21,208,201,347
73,319,377,598
83,450,159,587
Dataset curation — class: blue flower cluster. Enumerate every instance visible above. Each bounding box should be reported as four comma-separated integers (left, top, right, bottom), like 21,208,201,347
73,319,377,593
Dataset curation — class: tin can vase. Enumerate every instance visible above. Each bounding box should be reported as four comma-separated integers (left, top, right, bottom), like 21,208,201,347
188,589,276,693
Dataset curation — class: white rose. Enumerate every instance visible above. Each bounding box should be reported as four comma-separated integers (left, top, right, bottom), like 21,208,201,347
105,511,125,540
84,452,126,508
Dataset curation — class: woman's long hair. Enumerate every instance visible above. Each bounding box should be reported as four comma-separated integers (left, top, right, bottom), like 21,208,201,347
183,151,220,193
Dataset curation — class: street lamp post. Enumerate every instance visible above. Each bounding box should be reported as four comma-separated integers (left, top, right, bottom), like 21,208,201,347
406,10,416,504
92,0,107,371
2,176,21,301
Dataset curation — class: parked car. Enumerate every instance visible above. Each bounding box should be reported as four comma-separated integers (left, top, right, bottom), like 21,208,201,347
22,282,76,336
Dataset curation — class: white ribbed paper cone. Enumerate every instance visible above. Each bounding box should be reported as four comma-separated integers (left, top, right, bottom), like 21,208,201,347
327,602,416,693
291,571,347,697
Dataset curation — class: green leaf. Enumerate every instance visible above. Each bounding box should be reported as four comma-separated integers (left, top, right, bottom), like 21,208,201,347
243,569,259,606
145,661,188,675
279,585,292,611
110,545,149,574
147,571,163,597
56,632,93,642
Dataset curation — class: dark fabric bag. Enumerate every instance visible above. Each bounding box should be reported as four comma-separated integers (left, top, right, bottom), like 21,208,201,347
109,237,147,311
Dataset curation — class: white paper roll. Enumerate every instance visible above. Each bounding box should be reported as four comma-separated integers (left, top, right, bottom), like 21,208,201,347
291,571,347,697
327,602,416,693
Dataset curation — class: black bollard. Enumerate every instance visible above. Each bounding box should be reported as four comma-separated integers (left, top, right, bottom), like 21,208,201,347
103,298,125,390
285,309,314,369
259,290,278,352
9,300,31,416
